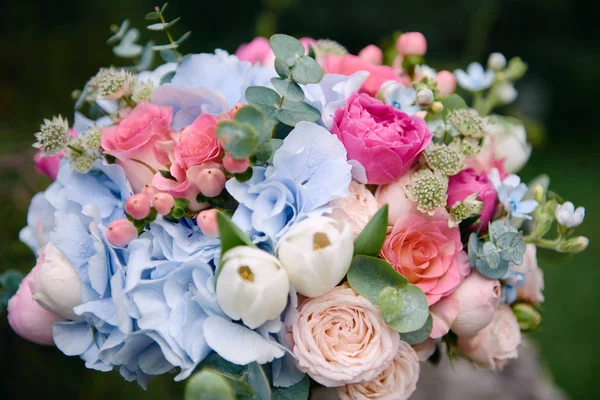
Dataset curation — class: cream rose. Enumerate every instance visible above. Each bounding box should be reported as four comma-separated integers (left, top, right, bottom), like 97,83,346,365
330,181,379,238
457,305,521,371
292,284,400,387
336,340,420,400
411,338,437,362
511,244,544,304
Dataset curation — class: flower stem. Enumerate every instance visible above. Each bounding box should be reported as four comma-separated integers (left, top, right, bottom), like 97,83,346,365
157,7,182,62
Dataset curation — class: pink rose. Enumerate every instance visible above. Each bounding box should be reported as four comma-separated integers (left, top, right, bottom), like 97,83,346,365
358,44,384,65
511,244,544,304
101,102,173,192
430,271,501,339
396,32,427,57
380,209,470,305
332,93,432,185
457,305,521,371
447,168,497,229
375,172,417,225
235,37,275,67
7,264,65,346
324,54,410,96
330,181,379,238
292,284,400,387
336,340,419,400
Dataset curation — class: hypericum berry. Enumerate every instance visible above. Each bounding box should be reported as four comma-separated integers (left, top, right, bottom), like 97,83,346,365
448,193,484,228
125,193,152,220
223,154,250,174
196,168,226,198
142,185,160,197
424,143,464,176
448,109,487,138
89,67,133,100
417,88,435,106
33,115,70,156
406,169,449,215
107,219,138,247
196,209,219,236
153,193,175,215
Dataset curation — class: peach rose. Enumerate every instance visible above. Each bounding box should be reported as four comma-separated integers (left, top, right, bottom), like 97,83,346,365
457,305,521,371
330,181,379,238
411,338,438,362
380,209,470,305
511,244,544,305
336,340,419,400
292,284,400,387
375,172,417,226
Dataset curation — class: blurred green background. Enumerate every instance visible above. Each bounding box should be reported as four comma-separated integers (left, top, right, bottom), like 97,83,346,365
1,0,598,398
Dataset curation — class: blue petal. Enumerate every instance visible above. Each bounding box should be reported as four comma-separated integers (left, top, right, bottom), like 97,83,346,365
53,321,94,356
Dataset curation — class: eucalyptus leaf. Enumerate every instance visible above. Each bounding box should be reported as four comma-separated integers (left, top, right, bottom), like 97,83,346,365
276,99,321,126
185,369,236,400
160,2,169,13
496,231,525,263
401,314,433,345
0,269,24,309
145,12,160,21
482,241,501,269
384,284,429,333
245,86,281,121
216,121,259,159
217,212,256,260
152,43,178,51
271,78,304,102
113,29,143,58
254,139,283,165
290,55,323,84
489,220,518,243
246,362,271,400
272,375,310,400
235,106,273,145
354,205,389,257
107,19,130,44
441,94,468,119
160,49,178,63
378,286,405,324
468,233,482,267
160,70,176,85
476,257,509,279
274,59,290,78
347,255,408,304
176,31,192,45
199,353,246,377
270,34,305,67
132,41,156,71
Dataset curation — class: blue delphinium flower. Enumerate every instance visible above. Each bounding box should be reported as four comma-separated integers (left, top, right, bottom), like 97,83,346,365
381,82,420,115
500,270,525,304
489,168,539,219
226,121,352,241
454,62,495,91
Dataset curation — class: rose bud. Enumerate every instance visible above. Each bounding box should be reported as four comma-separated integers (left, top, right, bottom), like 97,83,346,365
434,70,457,97
430,271,501,339
276,216,353,297
30,243,83,320
153,193,175,215
125,193,152,220
196,168,226,198
7,266,65,345
375,173,417,226
358,44,384,65
216,246,290,329
106,219,138,247
396,32,427,57
197,209,219,236
512,302,542,331
223,154,250,174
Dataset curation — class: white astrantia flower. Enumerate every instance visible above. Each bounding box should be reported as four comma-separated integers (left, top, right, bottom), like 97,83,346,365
406,169,449,215
31,243,83,320
33,115,70,156
216,246,290,330
555,201,585,228
276,216,354,297
89,67,134,100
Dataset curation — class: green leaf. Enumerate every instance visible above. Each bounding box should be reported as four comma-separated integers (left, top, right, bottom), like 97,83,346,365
235,106,274,145
145,11,160,20
147,18,180,31
347,255,408,304
271,78,304,102
216,121,259,159
185,369,236,400
0,270,24,309
160,49,178,63
468,233,481,267
290,55,323,84
482,241,501,269
378,286,404,323
170,207,185,219
276,99,321,126
274,59,290,78
176,31,192,45
107,19,130,44
476,256,509,279
401,314,433,345
245,86,281,121
489,220,518,243
217,211,256,259
254,139,283,165
441,94,468,119
272,376,310,400
246,363,271,400
383,284,429,333
159,169,177,181
199,354,246,377
270,34,305,67
234,168,253,183
160,70,175,85
160,3,169,14
354,205,389,257
152,43,178,51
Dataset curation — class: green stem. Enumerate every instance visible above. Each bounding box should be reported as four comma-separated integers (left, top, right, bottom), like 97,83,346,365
523,235,562,249
123,95,136,109
67,145,84,155
157,9,182,62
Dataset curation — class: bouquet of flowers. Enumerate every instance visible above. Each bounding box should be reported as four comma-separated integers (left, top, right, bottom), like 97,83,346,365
4,5,589,399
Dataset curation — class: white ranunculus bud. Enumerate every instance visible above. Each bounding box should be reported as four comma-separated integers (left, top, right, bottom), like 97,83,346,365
31,243,83,320
216,246,290,329
555,201,585,228
485,116,532,173
488,52,507,71
417,88,434,106
276,216,354,297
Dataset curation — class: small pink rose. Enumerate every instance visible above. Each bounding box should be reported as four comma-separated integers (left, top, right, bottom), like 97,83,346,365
358,44,384,65
235,37,275,66
381,209,470,305
511,244,544,304
330,181,379,238
396,32,427,57
375,172,418,226
447,168,497,230
434,70,457,97
332,93,432,185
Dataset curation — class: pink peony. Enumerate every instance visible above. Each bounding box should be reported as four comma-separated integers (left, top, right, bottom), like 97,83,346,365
7,264,65,346
292,284,400,387
375,172,418,226
380,209,470,305
330,181,379,238
101,102,173,192
235,37,275,67
332,93,432,185
457,305,521,371
511,244,544,305
324,54,410,96
447,168,497,229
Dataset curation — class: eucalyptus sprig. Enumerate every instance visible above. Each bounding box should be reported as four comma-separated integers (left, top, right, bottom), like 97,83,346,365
145,3,191,62
106,20,155,72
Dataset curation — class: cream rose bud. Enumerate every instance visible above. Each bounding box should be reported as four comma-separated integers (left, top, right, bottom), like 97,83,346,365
276,216,353,297
31,243,83,321
216,246,290,329
510,244,544,305
485,116,532,173
457,305,522,371
330,181,378,238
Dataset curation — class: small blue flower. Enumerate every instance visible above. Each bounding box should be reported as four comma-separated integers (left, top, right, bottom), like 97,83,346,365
489,169,539,219
381,83,420,115
454,62,495,92
500,270,525,305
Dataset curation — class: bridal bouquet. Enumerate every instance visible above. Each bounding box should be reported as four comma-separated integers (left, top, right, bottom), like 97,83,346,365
4,5,589,399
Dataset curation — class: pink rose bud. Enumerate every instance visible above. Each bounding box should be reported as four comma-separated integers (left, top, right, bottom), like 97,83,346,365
7,267,65,346
396,32,427,57
106,219,138,247
223,154,250,174
153,193,175,215
358,45,383,65
435,70,457,97
142,184,160,197
196,209,219,236
125,193,152,220
196,168,226,198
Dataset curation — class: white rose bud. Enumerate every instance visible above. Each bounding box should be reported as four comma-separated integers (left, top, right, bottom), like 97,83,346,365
216,246,290,329
276,216,354,297
31,243,83,320
496,83,518,104
555,201,585,228
417,88,434,106
485,116,532,173
488,52,507,70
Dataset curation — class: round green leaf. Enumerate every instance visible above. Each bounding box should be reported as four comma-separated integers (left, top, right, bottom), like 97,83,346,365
379,287,405,324
476,257,509,279
441,94,468,119
290,55,323,84
384,284,429,333
271,77,304,102
185,369,236,400
401,314,433,345
246,362,271,400
270,34,305,67
347,255,408,304
274,58,291,78
245,86,281,120
216,121,258,159
272,375,310,400
467,233,481,267
482,241,501,269
276,99,321,126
